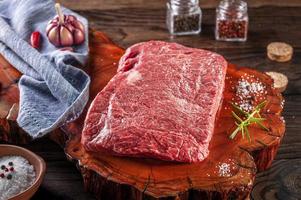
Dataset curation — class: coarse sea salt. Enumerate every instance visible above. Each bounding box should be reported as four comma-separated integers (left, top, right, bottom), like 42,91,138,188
234,76,267,112
0,156,36,200
218,162,231,177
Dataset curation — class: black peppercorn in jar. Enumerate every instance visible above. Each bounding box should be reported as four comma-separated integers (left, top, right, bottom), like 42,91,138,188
215,0,248,41
166,0,202,35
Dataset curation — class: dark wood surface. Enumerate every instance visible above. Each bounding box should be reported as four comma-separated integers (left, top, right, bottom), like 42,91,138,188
4,1,301,199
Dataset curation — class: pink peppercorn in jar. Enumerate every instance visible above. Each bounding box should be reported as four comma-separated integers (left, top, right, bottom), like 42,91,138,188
215,0,248,42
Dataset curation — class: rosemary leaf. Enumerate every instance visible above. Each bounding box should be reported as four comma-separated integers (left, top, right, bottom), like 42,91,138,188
229,100,269,142
241,126,245,139
255,100,267,111
245,126,251,142
256,121,269,131
249,117,266,123
232,111,243,122
231,103,248,116
257,113,262,118
229,126,241,139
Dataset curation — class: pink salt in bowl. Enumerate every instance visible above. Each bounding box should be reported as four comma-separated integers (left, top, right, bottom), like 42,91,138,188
0,144,46,200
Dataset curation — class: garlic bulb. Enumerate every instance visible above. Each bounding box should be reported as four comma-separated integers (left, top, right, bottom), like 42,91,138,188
46,3,85,47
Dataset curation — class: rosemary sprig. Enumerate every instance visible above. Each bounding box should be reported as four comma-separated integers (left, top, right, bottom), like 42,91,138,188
229,101,269,142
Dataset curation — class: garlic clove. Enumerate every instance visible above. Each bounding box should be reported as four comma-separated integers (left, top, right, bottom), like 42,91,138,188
73,29,85,45
65,23,74,33
48,27,60,47
73,20,85,33
67,15,77,22
51,15,60,23
60,26,74,47
46,23,57,36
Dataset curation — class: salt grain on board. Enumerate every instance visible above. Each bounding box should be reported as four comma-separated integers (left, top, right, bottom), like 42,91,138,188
280,116,286,124
235,76,267,112
218,163,231,177
281,99,285,108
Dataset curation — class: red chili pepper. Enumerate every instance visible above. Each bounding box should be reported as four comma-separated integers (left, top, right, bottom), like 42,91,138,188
30,31,41,49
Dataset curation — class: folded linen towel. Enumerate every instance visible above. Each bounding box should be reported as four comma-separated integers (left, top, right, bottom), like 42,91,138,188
0,0,90,138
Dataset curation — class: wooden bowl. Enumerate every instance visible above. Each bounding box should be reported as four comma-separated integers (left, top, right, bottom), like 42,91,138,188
0,144,46,200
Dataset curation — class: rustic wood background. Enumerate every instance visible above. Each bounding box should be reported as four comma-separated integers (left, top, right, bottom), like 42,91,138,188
9,0,301,199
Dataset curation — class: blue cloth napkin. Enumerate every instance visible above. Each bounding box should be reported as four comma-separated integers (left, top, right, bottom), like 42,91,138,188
0,0,90,138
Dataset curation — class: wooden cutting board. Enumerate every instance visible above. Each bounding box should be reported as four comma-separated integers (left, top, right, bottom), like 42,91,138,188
0,30,285,200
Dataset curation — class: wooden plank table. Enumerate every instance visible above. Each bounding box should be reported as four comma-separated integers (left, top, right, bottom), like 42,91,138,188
2,0,301,199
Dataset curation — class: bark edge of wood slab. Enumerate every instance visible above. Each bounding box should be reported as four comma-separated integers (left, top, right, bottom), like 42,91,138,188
0,30,285,200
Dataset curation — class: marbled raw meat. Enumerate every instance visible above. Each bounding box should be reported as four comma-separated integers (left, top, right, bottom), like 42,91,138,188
81,41,227,162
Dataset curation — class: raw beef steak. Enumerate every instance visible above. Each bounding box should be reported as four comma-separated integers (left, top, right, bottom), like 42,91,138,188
81,41,227,162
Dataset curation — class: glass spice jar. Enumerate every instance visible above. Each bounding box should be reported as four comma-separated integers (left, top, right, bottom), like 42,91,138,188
166,0,202,35
215,0,248,42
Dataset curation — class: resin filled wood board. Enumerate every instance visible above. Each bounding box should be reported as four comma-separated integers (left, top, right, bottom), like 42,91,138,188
64,31,285,200
0,30,285,199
